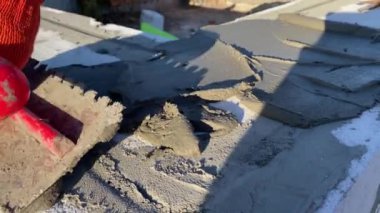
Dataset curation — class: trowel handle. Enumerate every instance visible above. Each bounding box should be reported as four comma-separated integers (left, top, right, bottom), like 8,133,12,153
10,108,75,158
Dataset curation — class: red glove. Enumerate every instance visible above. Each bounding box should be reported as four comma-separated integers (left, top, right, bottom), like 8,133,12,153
0,0,43,69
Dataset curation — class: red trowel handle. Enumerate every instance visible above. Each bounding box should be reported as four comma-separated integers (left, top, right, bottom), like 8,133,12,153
0,58,74,157
11,108,75,157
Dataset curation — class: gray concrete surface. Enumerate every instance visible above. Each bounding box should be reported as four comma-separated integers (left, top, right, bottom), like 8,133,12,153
36,1,380,212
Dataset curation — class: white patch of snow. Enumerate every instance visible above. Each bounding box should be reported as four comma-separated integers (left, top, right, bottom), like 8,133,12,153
326,3,380,29
210,97,257,123
33,29,120,69
318,106,380,213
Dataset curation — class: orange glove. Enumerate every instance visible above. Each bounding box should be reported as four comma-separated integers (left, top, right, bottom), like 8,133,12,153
0,0,43,69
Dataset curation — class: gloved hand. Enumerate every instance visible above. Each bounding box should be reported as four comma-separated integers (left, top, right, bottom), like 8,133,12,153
0,0,43,69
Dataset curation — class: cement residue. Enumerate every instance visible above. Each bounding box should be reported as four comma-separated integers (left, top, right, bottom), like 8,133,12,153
175,97,240,136
204,121,365,213
154,155,215,189
161,102,180,119
54,114,366,213
96,154,163,211
101,143,208,212
0,118,60,212
46,194,106,213
0,80,17,105
154,157,204,176
58,135,209,211
135,102,201,157
240,127,298,167
199,105,240,136
187,82,266,125
188,82,254,101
